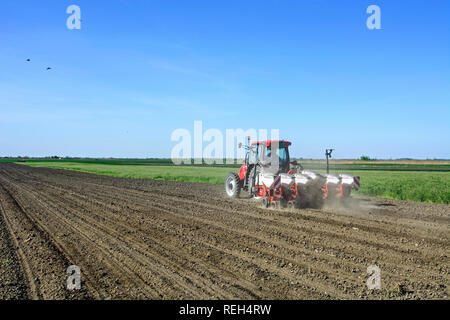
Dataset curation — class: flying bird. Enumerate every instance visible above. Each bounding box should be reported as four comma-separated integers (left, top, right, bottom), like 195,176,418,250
46,67,52,70
26,59,30,62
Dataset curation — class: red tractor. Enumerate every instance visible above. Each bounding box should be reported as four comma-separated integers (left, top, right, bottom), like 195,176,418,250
225,138,360,209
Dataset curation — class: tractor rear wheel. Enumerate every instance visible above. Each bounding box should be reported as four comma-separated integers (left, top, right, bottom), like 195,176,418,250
225,173,241,198
248,165,261,197
247,165,255,196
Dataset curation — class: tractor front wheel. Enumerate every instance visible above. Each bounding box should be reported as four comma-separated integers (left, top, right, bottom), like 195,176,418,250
225,173,241,198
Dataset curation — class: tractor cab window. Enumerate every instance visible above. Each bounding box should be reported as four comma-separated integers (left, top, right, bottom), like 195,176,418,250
265,145,289,165
257,144,265,161
276,147,289,165
249,145,257,164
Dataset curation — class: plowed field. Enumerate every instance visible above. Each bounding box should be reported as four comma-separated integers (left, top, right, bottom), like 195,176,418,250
0,163,448,299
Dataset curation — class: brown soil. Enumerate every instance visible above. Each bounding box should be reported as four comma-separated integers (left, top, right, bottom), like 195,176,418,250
0,163,448,300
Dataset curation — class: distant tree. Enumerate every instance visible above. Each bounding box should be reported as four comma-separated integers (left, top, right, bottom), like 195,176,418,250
360,155,371,161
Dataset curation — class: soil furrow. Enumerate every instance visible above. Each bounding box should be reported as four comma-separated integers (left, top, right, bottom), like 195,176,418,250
0,163,448,299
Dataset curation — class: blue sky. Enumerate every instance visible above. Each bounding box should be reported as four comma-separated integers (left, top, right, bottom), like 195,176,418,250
1,0,449,159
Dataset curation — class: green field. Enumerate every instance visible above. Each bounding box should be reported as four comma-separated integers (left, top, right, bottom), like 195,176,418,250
3,157,450,170
325,170,450,204
22,162,228,184
18,161,450,204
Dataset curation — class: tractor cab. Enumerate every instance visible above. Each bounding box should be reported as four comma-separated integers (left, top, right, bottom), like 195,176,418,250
248,140,292,174
226,138,304,199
